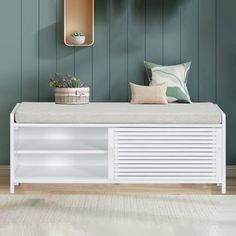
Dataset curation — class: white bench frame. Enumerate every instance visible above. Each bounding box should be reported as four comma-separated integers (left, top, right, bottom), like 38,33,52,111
10,104,226,194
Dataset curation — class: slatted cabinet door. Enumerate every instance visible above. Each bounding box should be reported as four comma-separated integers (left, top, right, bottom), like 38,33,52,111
112,127,222,183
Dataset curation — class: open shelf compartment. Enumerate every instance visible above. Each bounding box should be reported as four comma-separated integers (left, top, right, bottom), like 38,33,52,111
15,165,108,183
15,127,108,153
64,0,94,46
14,127,109,183
15,139,107,154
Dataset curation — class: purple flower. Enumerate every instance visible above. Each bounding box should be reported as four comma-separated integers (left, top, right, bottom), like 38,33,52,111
48,72,85,88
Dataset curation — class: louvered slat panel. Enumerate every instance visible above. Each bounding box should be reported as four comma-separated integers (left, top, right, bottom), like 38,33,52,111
116,136,216,140
116,173,216,177
116,128,217,132
117,140,216,144
118,148,214,152
115,169,214,173
116,132,216,136
117,156,215,159
115,160,216,164
113,127,218,181
118,144,216,148
118,153,214,157
114,164,216,168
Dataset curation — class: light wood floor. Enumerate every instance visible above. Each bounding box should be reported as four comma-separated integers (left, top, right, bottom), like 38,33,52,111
1,177,236,194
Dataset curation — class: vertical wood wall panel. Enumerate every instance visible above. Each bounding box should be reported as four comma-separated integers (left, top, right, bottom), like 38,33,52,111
0,0,236,164
22,0,39,102
110,0,128,102
39,0,57,102
146,0,163,65
0,0,21,164
56,0,74,75
93,0,110,102
199,0,216,102
163,0,181,65
181,0,199,101
127,0,146,99
217,0,236,165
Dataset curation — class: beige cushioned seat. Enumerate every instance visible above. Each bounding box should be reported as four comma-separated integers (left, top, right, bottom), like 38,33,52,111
14,102,223,124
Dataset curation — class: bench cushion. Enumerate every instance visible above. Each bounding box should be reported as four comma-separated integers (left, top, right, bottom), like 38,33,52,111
14,102,223,124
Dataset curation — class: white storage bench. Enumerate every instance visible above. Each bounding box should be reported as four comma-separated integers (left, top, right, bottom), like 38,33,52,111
10,102,226,193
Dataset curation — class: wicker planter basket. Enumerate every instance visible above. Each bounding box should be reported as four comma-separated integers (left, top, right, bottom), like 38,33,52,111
55,87,90,105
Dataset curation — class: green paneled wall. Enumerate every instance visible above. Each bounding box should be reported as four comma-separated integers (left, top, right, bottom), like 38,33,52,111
0,0,235,164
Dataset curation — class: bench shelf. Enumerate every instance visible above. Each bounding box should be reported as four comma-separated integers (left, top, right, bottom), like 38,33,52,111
15,165,108,184
15,139,107,154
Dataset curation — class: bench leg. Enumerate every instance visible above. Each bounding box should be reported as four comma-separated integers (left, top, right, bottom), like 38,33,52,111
221,181,226,194
10,166,15,194
10,180,15,194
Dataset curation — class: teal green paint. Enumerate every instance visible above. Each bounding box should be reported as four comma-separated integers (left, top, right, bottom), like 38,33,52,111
217,0,236,165
22,0,39,102
56,0,74,75
93,0,110,102
110,0,128,102
164,0,181,65
128,0,146,100
0,0,236,164
0,0,21,165
39,0,57,102
181,0,199,101
146,0,163,64
199,0,217,102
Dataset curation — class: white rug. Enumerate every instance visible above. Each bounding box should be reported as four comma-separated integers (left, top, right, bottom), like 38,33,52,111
0,194,236,236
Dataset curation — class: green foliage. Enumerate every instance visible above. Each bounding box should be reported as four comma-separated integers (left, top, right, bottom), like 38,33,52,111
48,72,84,88
71,32,85,37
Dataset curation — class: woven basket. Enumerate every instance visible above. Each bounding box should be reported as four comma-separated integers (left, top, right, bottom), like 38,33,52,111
55,88,90,105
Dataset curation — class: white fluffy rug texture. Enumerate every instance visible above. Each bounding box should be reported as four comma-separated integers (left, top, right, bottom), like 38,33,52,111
0,195,236,236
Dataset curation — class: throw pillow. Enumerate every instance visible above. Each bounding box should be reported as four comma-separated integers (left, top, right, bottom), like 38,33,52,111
130,82,168,104
144,61,192,103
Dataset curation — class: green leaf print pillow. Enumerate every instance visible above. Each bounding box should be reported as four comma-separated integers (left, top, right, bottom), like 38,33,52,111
144,61,192,103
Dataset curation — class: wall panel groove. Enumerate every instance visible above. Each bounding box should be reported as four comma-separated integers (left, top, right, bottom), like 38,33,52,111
20,0,23,102
37,0,40,102
0,0,235,164
197,0,200,101
215,0,218,103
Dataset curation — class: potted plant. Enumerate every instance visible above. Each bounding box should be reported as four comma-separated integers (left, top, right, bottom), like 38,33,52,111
71,32,86,45
49,72,90,105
